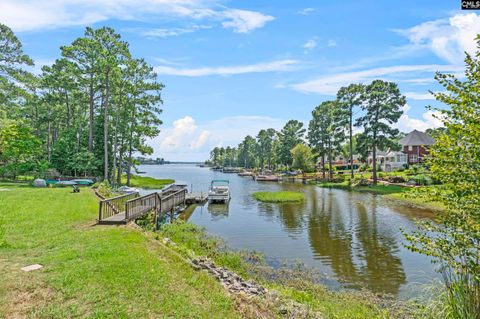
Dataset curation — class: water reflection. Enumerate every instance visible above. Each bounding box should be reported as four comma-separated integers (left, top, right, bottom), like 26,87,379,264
140,164,437,297
207,203,230,219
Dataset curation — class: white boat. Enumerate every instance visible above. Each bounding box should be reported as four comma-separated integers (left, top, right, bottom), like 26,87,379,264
208,180,230,203
117,186,140,194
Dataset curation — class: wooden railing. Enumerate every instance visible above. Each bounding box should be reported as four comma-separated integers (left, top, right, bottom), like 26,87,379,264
99,188,187,223
125,192,158,221
98,192,139,221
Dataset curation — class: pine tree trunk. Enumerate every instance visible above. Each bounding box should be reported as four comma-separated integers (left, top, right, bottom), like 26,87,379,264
349,110,354,178
321,153,325,180
328,143,333,180
88,76,94,153
103,69,110,182
127,109,135,187
372,143,377,185
111,101,120,187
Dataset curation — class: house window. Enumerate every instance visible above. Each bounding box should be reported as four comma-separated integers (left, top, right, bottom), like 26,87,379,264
410,154,418,163
408,145,413,151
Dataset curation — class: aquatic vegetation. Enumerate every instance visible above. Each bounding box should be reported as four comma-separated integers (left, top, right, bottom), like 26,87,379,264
121,174,174,189
252,191,305,203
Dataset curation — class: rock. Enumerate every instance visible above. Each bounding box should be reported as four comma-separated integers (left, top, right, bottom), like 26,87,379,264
33,179,47,188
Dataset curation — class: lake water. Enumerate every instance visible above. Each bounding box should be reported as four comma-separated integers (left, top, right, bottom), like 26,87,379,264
138,164,439,299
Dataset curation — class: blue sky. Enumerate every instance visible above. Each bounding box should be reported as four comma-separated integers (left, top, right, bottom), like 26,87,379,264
1,0,478,161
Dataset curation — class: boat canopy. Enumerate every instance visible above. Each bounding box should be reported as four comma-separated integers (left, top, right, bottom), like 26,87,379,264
211,180,229,184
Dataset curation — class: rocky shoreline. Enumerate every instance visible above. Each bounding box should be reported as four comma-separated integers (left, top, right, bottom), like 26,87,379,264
192,257,267,296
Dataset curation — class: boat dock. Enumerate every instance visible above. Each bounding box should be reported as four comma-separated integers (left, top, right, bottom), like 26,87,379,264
97,188,187,225
185,192,208,204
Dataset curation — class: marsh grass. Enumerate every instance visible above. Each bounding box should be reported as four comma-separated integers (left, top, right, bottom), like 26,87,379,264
121,174,174,189
440,268,480,319
253,191,305,203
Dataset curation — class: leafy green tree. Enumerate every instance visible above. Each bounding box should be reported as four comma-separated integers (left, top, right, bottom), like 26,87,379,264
355,80,404,184
0,23,34,112
0,119,41,178
291,143,315,173
237,136,256,168
405,37,480,318
308,101,343,179
337,83,364,178
256,128,277,170
278,120,305,168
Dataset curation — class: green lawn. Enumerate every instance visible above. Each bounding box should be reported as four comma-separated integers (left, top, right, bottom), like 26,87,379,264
0,182,423,318
121,174,174,189
253,191,305,203
0,183,239,318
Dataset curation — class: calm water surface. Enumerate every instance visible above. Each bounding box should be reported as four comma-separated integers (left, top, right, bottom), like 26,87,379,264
138,164,439,298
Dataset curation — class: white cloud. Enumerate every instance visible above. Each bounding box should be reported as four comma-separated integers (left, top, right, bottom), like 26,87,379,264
394,104,443,132
404,91,435,100
221,9,274,33
132,25,211,38
395,13,480,64
292,64,462,95
303,37,318,51
297,8,315,15
160,116,198,150
0,0,273,33
190,130,210,149
150,115,289,161
327,39,337,47
154,59,299,76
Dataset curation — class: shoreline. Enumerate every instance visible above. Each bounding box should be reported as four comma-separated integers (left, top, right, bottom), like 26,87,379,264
317,181,444,213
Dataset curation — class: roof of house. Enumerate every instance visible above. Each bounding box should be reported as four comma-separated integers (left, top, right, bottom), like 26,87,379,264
367,150,387,158
386,151,406,157
399,130,435,146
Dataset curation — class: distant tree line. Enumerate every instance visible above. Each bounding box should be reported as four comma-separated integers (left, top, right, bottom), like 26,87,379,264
0,24,163,186
208,79,406,184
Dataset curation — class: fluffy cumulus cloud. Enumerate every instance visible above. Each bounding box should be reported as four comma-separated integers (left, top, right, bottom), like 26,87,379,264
160,116,199,150
150,115,288,161
395,13,480,64
221,9,274,33
154,59,299,77
394,104,443,132
292,64,462,95
0,0,274,34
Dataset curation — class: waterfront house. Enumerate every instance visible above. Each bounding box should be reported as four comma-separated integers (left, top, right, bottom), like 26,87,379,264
398,130,435,165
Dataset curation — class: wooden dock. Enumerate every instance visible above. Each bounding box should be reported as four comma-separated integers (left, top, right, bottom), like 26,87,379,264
97,188,187,225
185,192,208,204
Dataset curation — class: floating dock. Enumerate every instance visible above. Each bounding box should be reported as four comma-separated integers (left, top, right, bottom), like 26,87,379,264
185,192,208,204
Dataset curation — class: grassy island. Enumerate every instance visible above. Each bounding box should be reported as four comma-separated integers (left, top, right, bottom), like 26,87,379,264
121,174,174,189
253,191,305,203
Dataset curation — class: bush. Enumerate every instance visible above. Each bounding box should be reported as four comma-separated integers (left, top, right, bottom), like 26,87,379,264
388,176,406,183
358,163,368,172
96,180,115,198
411,174,433,186
351,177,369,187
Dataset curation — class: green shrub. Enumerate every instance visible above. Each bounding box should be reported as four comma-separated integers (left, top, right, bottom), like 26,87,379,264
412,174,433,186
358,163,368,172
96,180,115,198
